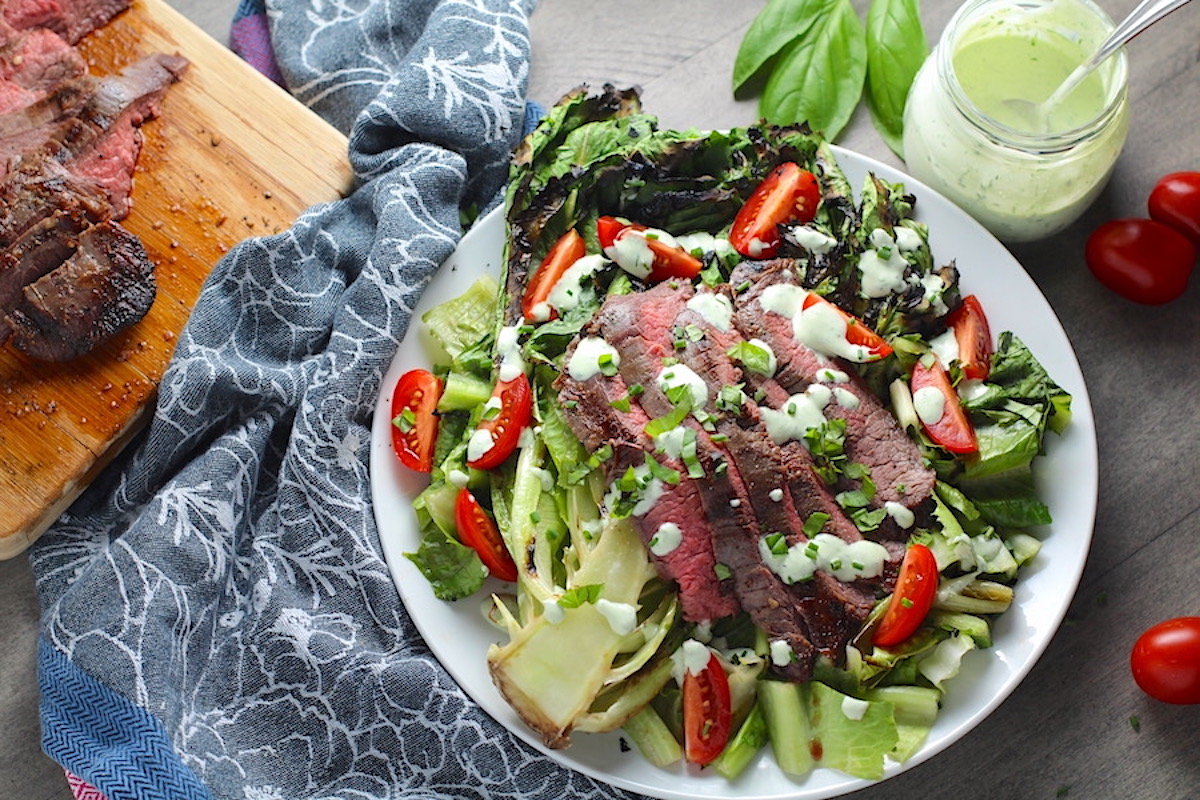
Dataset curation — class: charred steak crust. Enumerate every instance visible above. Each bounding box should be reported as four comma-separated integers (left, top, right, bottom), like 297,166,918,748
6,220,156,361
0,12,188,360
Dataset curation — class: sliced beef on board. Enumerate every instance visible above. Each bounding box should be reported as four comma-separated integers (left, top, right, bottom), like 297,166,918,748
0,184,110,341
0,24,87,112
0,13,188,360
4,220,155,361
0,159,114,343
554,332,742,623
3,0,132,46
0,156,110,247
15,51,189,217
0,74,91,149
0,23,91,158
731,258,937,539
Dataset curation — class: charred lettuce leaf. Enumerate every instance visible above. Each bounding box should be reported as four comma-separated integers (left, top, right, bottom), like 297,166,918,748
502,86,846,329
501,85,961,369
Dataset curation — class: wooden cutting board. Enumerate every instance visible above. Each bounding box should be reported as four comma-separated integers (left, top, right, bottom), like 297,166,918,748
0,0,355,559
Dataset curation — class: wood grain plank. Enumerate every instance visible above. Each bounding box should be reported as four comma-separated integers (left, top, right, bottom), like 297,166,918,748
0,0,354,558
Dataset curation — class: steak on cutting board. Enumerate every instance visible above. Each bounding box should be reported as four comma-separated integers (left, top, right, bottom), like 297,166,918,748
5,220,155,360
4,0,133,45
0,6,187,361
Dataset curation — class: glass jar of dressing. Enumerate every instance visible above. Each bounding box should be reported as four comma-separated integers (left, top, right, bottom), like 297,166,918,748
902,0,1129,242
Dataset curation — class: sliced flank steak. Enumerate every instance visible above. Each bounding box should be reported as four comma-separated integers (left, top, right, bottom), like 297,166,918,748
4,0,133,46
554,330,741,623
731,258,936,540
666,285,899,672
591,282,899,678
30,51,189,219
0,24,87,113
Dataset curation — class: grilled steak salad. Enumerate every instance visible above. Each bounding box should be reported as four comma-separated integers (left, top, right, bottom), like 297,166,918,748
392,86,1071,780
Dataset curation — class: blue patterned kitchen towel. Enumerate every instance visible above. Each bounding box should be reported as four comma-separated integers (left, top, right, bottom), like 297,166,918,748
29,2,643,798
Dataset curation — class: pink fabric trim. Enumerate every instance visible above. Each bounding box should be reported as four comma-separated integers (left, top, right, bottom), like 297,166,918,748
230,14,286,86
65,769,109,800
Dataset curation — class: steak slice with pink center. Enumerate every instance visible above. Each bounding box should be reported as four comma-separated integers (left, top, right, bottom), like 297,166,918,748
553,330,741,623
731,258,936,539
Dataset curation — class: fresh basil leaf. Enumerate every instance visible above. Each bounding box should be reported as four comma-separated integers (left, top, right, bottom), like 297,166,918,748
865,0,928,158
732,0,836,93
759,0,867,141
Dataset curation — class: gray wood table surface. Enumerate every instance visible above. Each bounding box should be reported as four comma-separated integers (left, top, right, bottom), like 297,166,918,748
3,1,1197,799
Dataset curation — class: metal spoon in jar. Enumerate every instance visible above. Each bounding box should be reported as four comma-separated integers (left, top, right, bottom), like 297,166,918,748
1005,0,1193,132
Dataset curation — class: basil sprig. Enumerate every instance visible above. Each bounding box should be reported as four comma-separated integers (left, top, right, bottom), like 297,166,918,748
734,0,928,157
865,0,929,155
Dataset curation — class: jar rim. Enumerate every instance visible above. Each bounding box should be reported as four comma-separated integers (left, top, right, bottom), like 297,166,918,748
938,0,1129,152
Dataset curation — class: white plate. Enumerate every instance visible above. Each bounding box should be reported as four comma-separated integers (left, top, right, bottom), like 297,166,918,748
369,146,1098,800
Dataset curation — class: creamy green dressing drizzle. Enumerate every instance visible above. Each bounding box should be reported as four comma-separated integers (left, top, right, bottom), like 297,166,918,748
743,236,770,258
649,522,683,556
496,324,525,381
789,224,838,254
602,463,664,517
685,291,733,331
913,385,946,425
817,367,850,383
466,395,503,462
758,532,890,585
842,695,870,720
596,598,638,635
884,501,916,529
567,336,620,381
538,589,637,634
604,226,681,279
672,638,713,680
653,426,689,459
759,283,876,362
656,363,708,412
760,386,830,445
832,387,859,410
917,273,951,316
858,228,916,298
928,329,959,366
676,231,737,262
769,638,794,667
531,253,609,321
542,597,566,624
